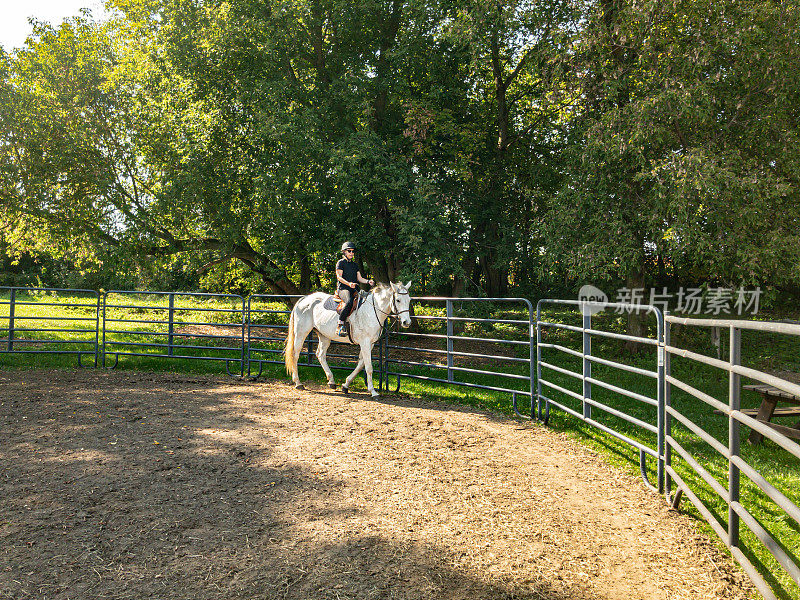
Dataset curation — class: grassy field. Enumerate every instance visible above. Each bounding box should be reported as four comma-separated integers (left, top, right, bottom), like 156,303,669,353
1,290,798,599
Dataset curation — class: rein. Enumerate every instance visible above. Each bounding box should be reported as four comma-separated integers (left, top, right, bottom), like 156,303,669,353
370,289,410,340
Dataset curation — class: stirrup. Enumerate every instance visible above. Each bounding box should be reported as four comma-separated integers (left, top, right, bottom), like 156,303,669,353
337,323,348,337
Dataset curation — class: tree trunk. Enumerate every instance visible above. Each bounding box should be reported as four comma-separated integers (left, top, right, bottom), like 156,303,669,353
261,274,301,304
624,261,648,353
299,255,312,294
480,254,505,298
450,276,465,297
364,253,390,285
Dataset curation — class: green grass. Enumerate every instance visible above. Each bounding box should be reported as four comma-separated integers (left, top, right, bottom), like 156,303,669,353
1,292,798,598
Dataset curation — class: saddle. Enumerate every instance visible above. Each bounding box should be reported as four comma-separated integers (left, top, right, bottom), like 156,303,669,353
323,290,368,320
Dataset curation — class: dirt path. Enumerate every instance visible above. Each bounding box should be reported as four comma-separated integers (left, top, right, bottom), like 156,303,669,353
0,370,753,600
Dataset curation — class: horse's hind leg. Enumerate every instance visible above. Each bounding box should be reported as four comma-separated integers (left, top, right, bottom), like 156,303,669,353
315,336,337,389
291,316,315,390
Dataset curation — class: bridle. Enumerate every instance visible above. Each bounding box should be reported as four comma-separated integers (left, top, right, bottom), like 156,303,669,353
372,289,410,322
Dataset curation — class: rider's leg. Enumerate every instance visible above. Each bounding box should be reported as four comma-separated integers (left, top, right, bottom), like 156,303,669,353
338,288,353,335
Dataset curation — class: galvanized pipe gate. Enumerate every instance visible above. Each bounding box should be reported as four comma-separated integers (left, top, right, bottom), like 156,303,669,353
662,316,800,600
101,290,247,375
2,286,799,597
0,287,101,366
536,299,800,600
536,299,665,492
381,297,536,420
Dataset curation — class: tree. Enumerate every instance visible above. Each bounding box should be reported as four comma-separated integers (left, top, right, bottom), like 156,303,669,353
0,0,477,294
403,0,577,296
544,0,800,336
0,16,123,269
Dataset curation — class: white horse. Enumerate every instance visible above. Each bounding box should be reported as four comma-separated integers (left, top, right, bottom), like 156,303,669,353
284,282,412,397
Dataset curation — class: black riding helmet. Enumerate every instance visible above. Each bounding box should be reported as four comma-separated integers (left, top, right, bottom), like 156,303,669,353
341,241,356,253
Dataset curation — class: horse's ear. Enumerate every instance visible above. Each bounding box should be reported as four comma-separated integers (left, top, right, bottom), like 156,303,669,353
404,281,412,291
390,282,398,292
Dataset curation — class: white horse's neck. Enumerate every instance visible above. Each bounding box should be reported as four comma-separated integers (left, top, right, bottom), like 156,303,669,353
369,287,394,325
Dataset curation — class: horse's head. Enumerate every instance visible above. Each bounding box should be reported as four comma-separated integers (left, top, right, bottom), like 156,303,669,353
390,281,413,328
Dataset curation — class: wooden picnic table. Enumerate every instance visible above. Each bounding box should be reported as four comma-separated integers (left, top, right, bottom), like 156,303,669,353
742,383,800,444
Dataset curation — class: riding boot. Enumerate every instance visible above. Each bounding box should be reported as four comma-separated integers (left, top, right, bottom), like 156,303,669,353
337,322,348,337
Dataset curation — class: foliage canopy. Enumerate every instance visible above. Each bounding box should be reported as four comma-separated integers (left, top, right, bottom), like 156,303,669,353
1,0,798,305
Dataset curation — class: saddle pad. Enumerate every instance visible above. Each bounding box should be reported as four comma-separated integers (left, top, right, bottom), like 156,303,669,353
322,292,367,314
323,296,339,311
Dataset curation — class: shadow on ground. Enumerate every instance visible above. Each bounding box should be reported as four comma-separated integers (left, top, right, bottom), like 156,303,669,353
0,370,586,600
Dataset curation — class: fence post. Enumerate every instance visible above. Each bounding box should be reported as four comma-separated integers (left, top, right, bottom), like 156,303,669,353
102,292,107,368
382,319,389,393
536,302,543,421
240,297,246,377
7,288,15,352
729,325,742,549
94,292,101,367
529,303,535,420
168,293,175,357
664,314,672,501
582,307,592,420
378,325,383,392
446,300,454,382
246,297,252,377
657,309,665,494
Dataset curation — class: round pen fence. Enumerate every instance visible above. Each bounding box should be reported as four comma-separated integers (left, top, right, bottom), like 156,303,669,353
101,291,247,375
3,285,800,599
245,294,299,377
664,316,800,600
0,287,101,367
381,297,535,419
536,299,665,492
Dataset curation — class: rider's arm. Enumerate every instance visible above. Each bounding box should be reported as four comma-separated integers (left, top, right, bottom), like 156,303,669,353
336,268,354,288
357,271,375,286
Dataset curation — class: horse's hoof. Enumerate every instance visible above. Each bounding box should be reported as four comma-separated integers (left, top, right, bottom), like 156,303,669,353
342,386,349,395
371,393,381,400
295,384,305,390
328,383,337,390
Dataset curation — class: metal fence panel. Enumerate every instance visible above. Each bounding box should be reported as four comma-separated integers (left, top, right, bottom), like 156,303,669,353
102,291,246,375
536,299,665,491
664,315,800,600
382,297,535,419
0,287,100,367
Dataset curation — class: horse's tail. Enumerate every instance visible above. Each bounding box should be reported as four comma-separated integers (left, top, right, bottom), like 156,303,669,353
284,308,297,378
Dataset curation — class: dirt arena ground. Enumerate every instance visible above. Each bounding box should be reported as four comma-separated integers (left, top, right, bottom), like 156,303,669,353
0,369,754,600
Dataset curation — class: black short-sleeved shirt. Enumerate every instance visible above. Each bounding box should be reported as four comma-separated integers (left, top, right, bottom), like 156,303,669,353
336,258,361,291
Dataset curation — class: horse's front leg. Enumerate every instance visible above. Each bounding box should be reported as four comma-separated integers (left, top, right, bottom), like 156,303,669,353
342,354,365,394
360,343,380,398
315,336,337,389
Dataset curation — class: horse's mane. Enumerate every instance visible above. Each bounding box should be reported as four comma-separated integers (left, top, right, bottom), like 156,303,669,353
370,283,391,305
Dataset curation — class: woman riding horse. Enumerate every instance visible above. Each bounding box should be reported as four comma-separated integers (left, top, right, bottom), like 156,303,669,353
335,241,374,337
284,280,412,397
